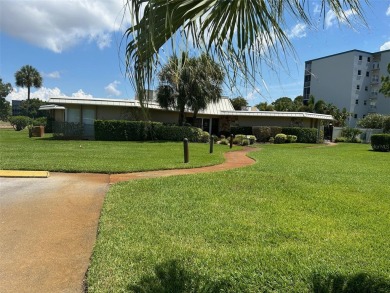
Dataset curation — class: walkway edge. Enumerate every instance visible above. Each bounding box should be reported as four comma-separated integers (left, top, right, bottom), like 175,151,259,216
0,170,50,178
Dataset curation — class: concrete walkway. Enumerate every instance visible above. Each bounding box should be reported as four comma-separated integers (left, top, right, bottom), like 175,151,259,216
0,147,256,293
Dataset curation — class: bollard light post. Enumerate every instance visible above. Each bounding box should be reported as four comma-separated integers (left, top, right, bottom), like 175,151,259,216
183,138,189,163
209,135,214,154
230,134,233,149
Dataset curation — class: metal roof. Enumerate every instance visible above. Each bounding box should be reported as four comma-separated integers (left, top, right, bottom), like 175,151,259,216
47,97,333,120
38,104,66,110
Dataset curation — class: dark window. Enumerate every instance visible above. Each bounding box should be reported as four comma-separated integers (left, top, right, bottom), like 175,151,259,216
367,57,371,62
356,85,360,90
354,114,358,118
366,71,369,77
358,70,362,76
365,86,368,91
355,99,359,104
359,55,362,61
363,115,366,118
364,100,367,105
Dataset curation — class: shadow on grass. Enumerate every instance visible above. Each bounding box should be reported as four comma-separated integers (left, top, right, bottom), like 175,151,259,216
311,272,390,293
128,260,233,293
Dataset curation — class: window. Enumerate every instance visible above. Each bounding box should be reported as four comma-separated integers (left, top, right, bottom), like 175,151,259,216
358,70,362,76
354,114,358,118
365,86,368,91
359,55,362,60
355,99,359,105
367,57,371,62
366,71,369,77
364,100,367,105
356,85,360,90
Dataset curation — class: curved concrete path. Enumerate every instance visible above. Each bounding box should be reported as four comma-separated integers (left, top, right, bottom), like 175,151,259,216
0,147,256,293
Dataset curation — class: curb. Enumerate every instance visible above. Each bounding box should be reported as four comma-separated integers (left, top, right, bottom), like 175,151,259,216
0,170,50,178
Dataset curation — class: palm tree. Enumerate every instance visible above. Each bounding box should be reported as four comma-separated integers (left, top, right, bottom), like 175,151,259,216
15,65,43,101
157,53,224,125
125,0,367,107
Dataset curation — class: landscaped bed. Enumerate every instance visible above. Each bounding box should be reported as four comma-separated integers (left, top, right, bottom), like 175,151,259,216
87,143,390,292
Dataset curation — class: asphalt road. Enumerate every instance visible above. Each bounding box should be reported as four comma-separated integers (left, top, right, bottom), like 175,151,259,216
0,173,109,293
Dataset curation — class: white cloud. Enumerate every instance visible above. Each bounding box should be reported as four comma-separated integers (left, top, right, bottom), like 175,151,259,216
288,23,307,39
0,0,132,53
104,80,122,96
44,71,61,79
313,4,321,15
6,87,93,102
325,9,355,29
380,41,390,51
386,5,390,16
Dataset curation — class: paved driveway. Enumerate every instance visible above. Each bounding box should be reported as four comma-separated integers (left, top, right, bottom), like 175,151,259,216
0,173,109,293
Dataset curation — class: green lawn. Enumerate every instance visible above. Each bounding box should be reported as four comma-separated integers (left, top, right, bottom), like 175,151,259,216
0,129,232,173
88,143,390,292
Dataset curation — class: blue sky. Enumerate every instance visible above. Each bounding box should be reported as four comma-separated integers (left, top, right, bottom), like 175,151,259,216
1,0,390,106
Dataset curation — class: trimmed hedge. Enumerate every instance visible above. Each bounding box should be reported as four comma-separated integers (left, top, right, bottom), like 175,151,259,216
371,134,390,152
9,116,32,131
231,126,252,135
252,126,282,142
94,120,205,142
281,127,320,143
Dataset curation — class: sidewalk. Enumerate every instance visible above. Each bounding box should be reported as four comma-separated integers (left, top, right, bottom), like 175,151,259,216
0,147,257,293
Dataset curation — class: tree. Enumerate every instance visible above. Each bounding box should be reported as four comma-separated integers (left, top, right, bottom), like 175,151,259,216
272,97,295,111
230,96,248,110
15,65,43,101
157,53,224,125
125,1,367,109
255,102,274,111
379,63,390,97
19,98,46,118
357,113,386,129
0,78,12,121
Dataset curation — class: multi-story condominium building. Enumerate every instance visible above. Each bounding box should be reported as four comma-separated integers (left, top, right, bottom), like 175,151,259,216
303,49,390,126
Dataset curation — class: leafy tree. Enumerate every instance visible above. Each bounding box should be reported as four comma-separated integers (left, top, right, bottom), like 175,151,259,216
230,96,248,110
19,98,47,118
272,97,295,111
157,53,224,125
15,65,42,101
0,78,12,121
125,1,367,110
357,113,386,129
255,102,274,111
379,63,390,97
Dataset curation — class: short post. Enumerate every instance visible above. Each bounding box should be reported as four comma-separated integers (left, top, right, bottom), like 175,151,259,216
209,135,214,154
183,138,189,163
230,134,233,149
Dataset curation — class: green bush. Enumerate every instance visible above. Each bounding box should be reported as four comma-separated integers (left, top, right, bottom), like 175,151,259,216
199,131,210,143
281,127,319,143
53,122,84,139
231,126,252,135
32,117,47,126
335,137,347,143
219,138,229,145
383,116,390,134
241,138,249,146
268,137,274,143
9,116,32,131
357,113,385,129
371,134,390,152
341,127,362,143
274,133,287,144
252,126,282,142
286,135,297,143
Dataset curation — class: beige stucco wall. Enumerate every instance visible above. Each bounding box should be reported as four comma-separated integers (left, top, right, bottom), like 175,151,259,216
235,116,319,128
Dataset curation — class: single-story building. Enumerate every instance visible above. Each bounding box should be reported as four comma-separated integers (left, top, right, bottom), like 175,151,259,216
40,96,333,139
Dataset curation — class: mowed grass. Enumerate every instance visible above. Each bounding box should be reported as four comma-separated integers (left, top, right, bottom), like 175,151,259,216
88,143,390,292
0,129,231,173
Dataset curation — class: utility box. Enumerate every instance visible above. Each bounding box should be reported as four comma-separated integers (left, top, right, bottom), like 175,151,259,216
31,126,45,137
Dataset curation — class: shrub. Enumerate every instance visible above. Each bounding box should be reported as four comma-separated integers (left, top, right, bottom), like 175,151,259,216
252,126,282,142
233,134,245,145
241,139,250,146
199,131,210,143
371,134,390,152
274,133,287,144
383,116,390,134
247,135,256,145
231,126,252,135
286,135,297,143
32,117,47,126
268,137,274,143
9,116,32,131
341,127,362,143
281,127,319,143
219,138,229,145
335,137,347,142
357,113,385,129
